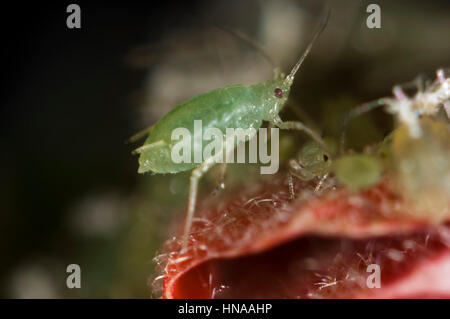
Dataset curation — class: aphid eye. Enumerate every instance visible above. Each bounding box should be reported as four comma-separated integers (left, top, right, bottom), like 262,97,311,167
323,154,329,162
274,88,283,98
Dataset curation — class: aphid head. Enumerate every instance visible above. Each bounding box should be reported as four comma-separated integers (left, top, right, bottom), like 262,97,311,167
274,87,283,98
272,79,290,103
298,141,332,176
259,78,291,118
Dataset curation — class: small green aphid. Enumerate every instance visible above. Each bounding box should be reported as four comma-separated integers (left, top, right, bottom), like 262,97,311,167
290,141,333,180
131,13,330,249
333,154,383,191
288,141,383,195
288,141,333,194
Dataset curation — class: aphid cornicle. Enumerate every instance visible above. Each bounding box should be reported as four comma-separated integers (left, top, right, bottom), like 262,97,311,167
132,12,330,249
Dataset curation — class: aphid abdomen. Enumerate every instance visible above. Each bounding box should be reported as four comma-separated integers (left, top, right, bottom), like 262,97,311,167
138,85,263,174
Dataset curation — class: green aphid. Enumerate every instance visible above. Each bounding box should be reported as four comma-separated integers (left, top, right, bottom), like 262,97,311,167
288,140,334,195
130,13,330,249
333,154,383,191
289,141,333,180
288,140,382,194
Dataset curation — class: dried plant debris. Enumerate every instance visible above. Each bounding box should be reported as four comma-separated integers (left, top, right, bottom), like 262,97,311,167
156,176,449,298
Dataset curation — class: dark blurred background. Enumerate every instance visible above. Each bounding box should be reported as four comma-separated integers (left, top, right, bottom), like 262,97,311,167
0,0,449,298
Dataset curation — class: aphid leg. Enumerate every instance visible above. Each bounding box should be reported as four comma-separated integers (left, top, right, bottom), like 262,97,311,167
315,172,329,192
126,125,154,144
131,140,164,155
340,98,392,153
182,158,218,250
288,173,295,200
272,115,330,153
286,99,320,133
289,159,315,181
211,163,227,196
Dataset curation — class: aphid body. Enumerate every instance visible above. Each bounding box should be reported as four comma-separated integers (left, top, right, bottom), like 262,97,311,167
333,154,383,192
138,78,291,174
132,13,331,249
289,141,332,182
289,141,383,195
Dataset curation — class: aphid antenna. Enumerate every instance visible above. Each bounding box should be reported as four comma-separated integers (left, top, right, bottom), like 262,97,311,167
214,25,279,77
283,8,331,87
